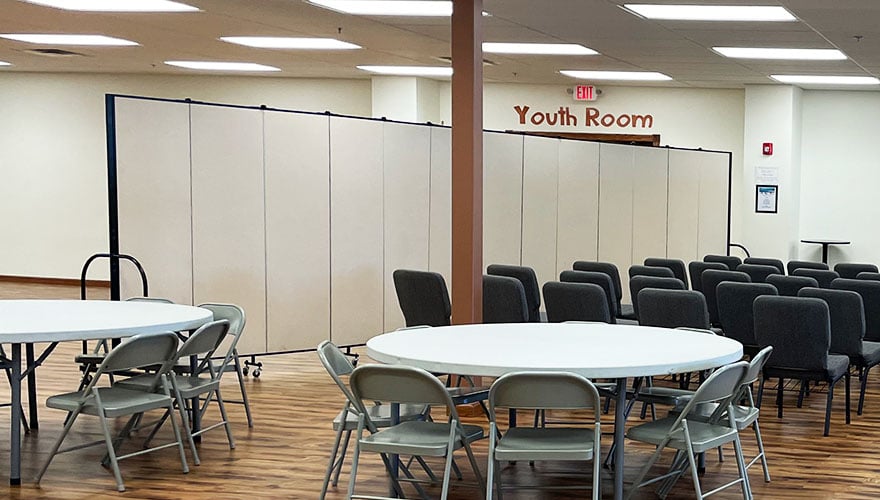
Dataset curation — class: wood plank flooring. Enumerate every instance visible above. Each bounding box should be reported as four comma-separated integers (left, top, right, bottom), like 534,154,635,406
1,282,878,498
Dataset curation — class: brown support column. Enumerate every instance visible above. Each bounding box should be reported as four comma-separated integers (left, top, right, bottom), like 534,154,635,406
450,0,483,325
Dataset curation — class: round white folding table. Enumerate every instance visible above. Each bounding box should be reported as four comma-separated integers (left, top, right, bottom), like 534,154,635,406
367,322,743,500
0,299,213,485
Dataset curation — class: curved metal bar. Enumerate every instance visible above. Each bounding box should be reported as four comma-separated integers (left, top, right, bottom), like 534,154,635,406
80,253,148,300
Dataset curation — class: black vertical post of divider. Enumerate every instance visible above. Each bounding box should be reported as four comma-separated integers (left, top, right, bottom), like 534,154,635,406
105,94,121,301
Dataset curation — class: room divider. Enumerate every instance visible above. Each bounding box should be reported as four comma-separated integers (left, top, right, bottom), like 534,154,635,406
106,94,731,355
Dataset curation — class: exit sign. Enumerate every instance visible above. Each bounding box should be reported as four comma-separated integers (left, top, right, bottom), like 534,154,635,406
574,85,597,101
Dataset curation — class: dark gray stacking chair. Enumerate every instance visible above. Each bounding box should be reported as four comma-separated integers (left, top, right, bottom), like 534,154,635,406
835,262,879,279
688,261,727,294
559,270,617,323
787,260,828,275
483,275,529,324
745,257,785,275
792,268,839,289
637,289,709,330
542,282,611,324
701,269,752,327
766,274,819,297
628,264,675,279
392,269,451,327
644,258,689,288
628,276,685,321
717,281,778,358
754,296,851,436
799,288,880,415
831,278,880,342
573,261,634,320
486,264,542,323
704,254,742,271
736,263,779,283
857,272,880,281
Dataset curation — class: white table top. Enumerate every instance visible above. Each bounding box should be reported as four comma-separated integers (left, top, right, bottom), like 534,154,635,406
367,323,743,378
0,299,213,343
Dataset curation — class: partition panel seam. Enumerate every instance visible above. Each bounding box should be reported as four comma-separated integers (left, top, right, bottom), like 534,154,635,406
261,111,269,349
518,135,525,266
187,103,195,305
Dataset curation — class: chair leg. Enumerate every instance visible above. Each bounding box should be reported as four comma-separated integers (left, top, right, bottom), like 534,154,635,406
35,408,81,485
824,381,834,436
776,378,784,418
97,413,126,492
463,439,486,493
164,394,191,475
796,379,806,408
439,425,457,500
233,353,254,427
333,429,353,486
347,417,364,500
213,387,236,449
752,420,771,482
845,372,851,425
730,430,752,500
859,366,871,416
320,427,345,499
486,422,497,500
756,377,765,409
171,385,200,466
625,441,668,500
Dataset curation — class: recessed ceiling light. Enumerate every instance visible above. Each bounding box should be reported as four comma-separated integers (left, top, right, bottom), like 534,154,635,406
771,74,880,85
0,61,10,66
560,70,672,81
714,47,846,60
20,0,199,11
220,36,361,50
165,61,281,72
623,4,796,22
483,43,598,56
308,0,452,16
0,34,138,46
357,65,452,77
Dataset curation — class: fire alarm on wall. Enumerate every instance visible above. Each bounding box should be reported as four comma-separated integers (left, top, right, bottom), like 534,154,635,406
762,142,773,155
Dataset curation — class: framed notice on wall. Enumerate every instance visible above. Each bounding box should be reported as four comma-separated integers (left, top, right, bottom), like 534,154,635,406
755,185,778,213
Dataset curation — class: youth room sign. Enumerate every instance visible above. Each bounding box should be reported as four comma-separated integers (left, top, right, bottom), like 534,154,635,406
513,105,655,129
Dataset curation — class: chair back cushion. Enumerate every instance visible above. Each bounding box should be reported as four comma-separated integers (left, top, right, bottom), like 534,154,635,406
628,276,685,319
799,288,865,357
392,269,451,327
559,270,618,319
628,265,675,279
744,257,785,275
489,372,600,411
857,272,880,281
831,278,880,341
703,254,742,271
688,261,727,294
696,269,751,326
736,263,779,283
716,281,777,345
486,264,541,322
542,281,611,324
835,263,880,279
482,275,529,324
637,289,709,329
792,268,839,288
787,260,828,275
766,275,819,297
572,261,623,306
754,296,831,371
644,258,689,288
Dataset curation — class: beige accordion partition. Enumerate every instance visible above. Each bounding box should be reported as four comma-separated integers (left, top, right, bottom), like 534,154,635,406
109,95,731,353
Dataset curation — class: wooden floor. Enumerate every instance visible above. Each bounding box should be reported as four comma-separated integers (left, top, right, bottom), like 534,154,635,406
1,282,879,498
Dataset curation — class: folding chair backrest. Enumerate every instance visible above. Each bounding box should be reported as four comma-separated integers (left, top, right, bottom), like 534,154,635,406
350,364,455,413
489,371,600,412
317,340,357,403
644,258,689,288
674,361,748,423
486,264,541,322
197,303,246,371
742,346,773,387
392,269,451,327
799,287,865,357
126,296,174,304
176,320,230,359
98,332,179,374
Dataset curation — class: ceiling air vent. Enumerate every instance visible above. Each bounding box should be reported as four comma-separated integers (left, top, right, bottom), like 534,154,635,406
24,48,88,57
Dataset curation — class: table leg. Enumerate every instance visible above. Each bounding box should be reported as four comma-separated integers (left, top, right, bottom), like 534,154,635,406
389,402,400,497
189,354,201,441
26,343,38,430
613,377,627,500
10,343,22,485
821,243,830,264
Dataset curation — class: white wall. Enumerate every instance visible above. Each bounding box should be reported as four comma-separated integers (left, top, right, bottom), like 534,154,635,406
0,72,370,279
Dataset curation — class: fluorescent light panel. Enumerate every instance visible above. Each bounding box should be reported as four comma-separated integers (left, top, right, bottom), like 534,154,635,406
308,0,451,16
714,47,846,60
0,34,138,45
221,36,360,50
623,4,796,22
483,42,598,55
560,70,672,81
771,75,879,85
20,0,199,11
357,65,452,76
0,61,10,66
165,61,281,72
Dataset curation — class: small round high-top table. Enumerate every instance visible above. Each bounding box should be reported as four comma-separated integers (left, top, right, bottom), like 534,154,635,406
367,322,743,500
800,239,850,264
0,299,213,485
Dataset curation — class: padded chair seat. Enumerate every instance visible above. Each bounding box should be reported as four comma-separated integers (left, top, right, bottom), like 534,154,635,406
626,417,737,453
494,427,595,461
47,386,172,418
764,354,849,382
619,304,636,320
358,420,484,456
332,403,429,432
859,341,880,366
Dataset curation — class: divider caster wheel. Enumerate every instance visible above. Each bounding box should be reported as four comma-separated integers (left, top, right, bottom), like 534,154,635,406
253,368,261,378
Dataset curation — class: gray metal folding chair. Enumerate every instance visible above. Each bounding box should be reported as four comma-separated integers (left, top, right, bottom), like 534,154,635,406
36,332,188,492
195,303,252,427
487,372,602,500
317,341,430,499
347,364,485,500
625,361,751,500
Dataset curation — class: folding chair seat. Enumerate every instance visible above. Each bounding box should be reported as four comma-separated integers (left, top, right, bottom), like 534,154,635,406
317,341,430,499
625,361,751,500
36,332,188,492
487,372,602,499
486,264,542,322
347,364,485,500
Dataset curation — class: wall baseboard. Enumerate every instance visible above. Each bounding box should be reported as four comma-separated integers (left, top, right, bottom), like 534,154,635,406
0,275,110,288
